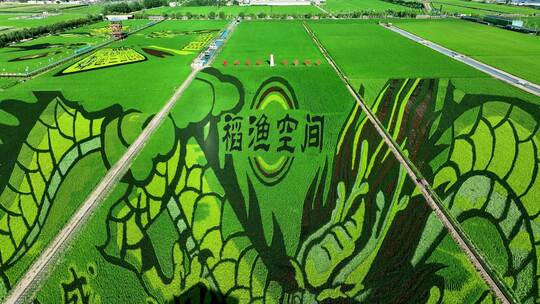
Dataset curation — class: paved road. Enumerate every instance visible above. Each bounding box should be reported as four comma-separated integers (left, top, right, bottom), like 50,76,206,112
382,23,540,97
2,19,238,304
303,22,513,304
314,4,334,18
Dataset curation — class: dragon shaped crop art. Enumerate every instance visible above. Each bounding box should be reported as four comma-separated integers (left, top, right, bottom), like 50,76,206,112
0,68,538,303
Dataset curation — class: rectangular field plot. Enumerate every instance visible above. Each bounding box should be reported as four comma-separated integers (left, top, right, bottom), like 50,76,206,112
0,20,228,300
432,0,539,16
308,20,485,101
32,59,496,303
395,19,540,84
145,4,322,17
310,19,540,302
0,3,83,13
216,20,325,66
323,0,420,13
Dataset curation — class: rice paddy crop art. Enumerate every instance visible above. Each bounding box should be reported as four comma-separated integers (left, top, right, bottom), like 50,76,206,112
360,77,540,302
1,15,539,304
58,47,147,75
0,63,513,303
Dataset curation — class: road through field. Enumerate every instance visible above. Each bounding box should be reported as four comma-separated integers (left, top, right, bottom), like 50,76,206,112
382,23,540,97
303,21,514,304
314,3,334,17
2,19,239,304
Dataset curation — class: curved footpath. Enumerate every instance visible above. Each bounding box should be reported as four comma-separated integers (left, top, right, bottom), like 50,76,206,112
2,19,239,304
303,21,514,304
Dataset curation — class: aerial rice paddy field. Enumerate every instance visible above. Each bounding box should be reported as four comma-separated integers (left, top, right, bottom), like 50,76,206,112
0,19,228,301
145,4,323,16
0,5,539,302
310,18,540,302
395,19,540,84
23,19,495,303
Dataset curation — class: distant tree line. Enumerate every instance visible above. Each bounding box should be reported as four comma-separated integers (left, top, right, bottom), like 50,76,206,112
334,9,418,17
133,9,417,19
0,15,101,48
102,0,167,14
380,0,424,10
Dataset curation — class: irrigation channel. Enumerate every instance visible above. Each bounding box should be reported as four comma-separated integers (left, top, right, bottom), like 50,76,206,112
303,21,515,304
2,18,239,304
382,23,540,97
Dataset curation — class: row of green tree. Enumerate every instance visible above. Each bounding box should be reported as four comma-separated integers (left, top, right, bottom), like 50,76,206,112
381,0,424,10
102,0,168,14
134,9,418,19
0,15,101,48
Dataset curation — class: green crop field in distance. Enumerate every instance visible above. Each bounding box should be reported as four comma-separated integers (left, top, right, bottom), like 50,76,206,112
308,19,485,102
0,19,228,301
145,4,322,16
216,20,324,64
0,3,84,13
396,19,540,84
323,0,421,13
0,4,102,33
309,19,540,302
432,2,492,15
431,0,539,15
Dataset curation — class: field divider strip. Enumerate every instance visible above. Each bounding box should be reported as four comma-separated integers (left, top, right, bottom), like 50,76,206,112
303,21,516,304
381,22,540,97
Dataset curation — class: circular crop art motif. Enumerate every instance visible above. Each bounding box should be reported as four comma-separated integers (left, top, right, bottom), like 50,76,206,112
249,78,299,186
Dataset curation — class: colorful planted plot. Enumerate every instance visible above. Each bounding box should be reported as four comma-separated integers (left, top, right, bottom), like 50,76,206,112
59,47,147,75
31,63,495,303
310,19,540,302
0,20,495,303
0,20,228,301
370,77,539,302
1,17,538,303
0,20,150,74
